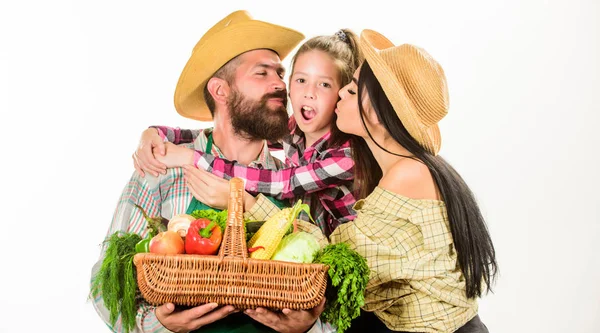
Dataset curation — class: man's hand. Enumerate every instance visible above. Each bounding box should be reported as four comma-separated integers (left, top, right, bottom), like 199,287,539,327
155,302,237,333
155,142,195,169
244,297,325,333
183,165,231,210
133,128,167,177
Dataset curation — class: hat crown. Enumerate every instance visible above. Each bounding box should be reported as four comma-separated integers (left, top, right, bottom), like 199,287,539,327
191,10,252,53
379,44,448,126
173,10,304,121
359,29,447,155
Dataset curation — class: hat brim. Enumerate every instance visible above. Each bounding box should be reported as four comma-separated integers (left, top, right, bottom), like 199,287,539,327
359,30,441,155
174,21,304,121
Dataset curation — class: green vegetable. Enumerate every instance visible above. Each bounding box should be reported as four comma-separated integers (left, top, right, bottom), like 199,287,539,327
271,231,320,263
190,209,228,233
188,209,293,243
313,243,370,333
135,238,150,253
91,232,142,333
134,204,167,236
133,204,167,253
244,220,264,242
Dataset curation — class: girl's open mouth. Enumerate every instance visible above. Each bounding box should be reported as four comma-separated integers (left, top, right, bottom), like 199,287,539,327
301,105,316,121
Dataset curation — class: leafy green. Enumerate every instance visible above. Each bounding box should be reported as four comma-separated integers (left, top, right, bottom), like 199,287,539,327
244,220,263,242
289,200,315,225
190,209,228,232
313,243,370,333
91,232,142,333
272,231,320,263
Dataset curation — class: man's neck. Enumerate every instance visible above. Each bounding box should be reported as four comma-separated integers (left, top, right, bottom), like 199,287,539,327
211,119,265,166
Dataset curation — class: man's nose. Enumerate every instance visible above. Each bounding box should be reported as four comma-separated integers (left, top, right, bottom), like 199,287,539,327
272,77,286,91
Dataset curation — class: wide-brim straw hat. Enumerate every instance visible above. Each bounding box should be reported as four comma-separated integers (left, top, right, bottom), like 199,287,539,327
174,10,304,121
359,29,449,155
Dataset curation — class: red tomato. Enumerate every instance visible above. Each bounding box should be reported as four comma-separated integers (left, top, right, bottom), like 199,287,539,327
149,230,185,255
185,218,223,255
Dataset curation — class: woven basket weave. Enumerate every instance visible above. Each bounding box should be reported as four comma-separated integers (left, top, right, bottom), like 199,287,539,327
133,178,329,310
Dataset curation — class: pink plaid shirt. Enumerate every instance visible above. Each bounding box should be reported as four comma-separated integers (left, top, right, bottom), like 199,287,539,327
153,124,356,236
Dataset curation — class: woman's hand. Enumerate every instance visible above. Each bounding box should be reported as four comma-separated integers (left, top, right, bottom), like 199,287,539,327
133,128,167,177
183,165,231,210
244,297,325,333
155,302,237,333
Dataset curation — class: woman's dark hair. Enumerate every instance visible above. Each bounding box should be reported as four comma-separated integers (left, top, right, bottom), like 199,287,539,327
353,61,498,298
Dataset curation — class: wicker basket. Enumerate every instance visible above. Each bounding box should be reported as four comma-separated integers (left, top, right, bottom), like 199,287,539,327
133,178,329,310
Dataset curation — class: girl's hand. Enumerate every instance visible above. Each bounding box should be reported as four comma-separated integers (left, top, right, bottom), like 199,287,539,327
156,143,194,168
133,128,167,177
183,165,231,210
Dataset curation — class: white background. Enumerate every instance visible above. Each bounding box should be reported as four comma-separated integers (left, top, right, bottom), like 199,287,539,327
1,0,598,332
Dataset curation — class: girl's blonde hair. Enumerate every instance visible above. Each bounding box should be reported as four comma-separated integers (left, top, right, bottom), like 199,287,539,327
290,29,362,90
288,29,363,148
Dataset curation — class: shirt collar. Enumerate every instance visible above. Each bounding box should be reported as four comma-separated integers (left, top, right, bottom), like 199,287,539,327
194,128,279,169
309,131,332,154
289,123,332,154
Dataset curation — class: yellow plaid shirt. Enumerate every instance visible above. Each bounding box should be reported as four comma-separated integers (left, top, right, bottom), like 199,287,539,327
329,186,478,333
245,187,478,332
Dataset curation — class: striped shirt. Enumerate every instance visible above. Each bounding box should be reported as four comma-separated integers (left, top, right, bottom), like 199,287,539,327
154,123,356,237
91,128,281,333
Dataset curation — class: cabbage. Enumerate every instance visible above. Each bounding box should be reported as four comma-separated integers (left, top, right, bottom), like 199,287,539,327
271,231,320,263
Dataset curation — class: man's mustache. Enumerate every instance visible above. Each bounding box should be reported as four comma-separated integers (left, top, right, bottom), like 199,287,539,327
261,90,288,106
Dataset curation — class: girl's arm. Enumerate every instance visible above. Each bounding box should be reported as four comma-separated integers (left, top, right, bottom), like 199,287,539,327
136,127,354,202
150,126,200,144
133,126,200,177
193,147,354,200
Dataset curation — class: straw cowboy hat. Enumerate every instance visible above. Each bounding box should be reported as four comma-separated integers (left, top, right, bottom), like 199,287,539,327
174,10,304,121
359,29,449,155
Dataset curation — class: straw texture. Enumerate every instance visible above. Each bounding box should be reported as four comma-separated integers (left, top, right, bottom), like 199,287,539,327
360,29,449,155
134,178,329,309
174,10,304,121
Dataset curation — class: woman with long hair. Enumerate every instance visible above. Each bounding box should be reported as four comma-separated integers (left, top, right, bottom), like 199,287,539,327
330,30,498,333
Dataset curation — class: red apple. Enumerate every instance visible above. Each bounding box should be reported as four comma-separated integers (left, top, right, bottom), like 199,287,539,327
149,230,185,255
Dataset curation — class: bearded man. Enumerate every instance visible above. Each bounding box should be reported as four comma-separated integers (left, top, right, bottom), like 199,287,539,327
91,10,326,333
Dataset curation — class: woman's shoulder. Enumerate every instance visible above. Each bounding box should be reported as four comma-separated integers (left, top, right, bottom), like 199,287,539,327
378,158,440,201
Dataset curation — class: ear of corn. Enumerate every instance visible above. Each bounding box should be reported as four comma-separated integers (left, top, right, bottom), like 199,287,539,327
247,200,312,260
247,208,291,259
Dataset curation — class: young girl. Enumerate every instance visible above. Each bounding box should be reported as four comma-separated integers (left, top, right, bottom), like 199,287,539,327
135,29,363,237
327,30,498,332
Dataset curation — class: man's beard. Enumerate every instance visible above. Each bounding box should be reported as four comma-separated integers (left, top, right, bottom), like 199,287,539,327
228,89,289,142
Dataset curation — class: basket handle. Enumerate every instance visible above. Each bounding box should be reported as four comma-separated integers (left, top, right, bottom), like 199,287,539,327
218,177,247,259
